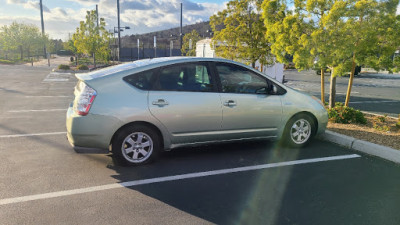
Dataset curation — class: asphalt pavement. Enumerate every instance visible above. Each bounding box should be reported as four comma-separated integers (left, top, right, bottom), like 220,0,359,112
284,69,400,117
1,63,400,225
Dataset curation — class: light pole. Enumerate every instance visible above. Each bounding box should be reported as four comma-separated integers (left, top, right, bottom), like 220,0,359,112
114,26,130,62
39,0,46,59
180,3,183,55
117,0,121,61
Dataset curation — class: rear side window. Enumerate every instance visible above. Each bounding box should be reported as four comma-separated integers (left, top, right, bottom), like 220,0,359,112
123,70,155,90
157,63,214,92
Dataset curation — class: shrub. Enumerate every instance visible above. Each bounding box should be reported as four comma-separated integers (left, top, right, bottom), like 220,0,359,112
328,102,367,124
58,64,70,70
397,114,400,128
377,115,386,123
0,59,15,64
77,64,89,70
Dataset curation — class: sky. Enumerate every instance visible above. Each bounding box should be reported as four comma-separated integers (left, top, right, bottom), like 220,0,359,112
0,0,227,40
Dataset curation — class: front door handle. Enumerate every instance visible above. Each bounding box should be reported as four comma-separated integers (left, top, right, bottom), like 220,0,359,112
152,99,169,106
224,100,237,107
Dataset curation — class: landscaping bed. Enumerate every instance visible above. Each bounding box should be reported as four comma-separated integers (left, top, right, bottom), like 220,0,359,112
327,114,400,150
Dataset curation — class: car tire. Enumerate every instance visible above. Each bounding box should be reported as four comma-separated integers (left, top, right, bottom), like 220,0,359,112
112,125,160,166
282,114,315,148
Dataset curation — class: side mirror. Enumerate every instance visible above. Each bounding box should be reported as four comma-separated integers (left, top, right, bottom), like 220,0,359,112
268,84,278,95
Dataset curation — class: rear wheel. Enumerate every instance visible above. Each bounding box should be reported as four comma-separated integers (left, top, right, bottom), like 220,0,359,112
112,125,160,166
283,114,315,148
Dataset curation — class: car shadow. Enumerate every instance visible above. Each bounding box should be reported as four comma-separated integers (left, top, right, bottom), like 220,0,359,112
107,139,351,224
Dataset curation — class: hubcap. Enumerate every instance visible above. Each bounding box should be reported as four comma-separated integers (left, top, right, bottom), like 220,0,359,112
121,132,153,163
290,119,311,145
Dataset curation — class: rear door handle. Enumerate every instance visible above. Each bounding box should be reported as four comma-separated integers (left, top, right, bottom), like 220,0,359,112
224,100,237,107
152,99,169,106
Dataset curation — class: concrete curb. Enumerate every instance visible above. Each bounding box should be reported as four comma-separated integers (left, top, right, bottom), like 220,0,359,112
319,130,400,164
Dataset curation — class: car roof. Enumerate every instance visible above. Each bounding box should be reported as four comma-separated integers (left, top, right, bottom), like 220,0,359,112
76,57,252,81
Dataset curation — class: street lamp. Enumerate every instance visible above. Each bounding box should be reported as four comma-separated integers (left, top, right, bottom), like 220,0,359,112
114,26,130,61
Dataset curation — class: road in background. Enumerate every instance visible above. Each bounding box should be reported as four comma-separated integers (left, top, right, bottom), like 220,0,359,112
284,69,400,117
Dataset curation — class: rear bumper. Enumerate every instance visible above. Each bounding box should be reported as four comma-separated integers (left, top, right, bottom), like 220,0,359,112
67,132,109,154
66,107,123,151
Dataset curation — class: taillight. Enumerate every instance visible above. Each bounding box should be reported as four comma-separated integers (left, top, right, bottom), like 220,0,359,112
73,81,97,116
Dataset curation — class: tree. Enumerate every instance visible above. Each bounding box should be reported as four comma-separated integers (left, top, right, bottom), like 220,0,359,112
0,22,49,60
210,0,273,68
343,0,400,106
72,10,111,67
262,0,400,108
181,30,201,56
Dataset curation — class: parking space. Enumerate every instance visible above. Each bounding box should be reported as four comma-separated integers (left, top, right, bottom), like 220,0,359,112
1,65,400,224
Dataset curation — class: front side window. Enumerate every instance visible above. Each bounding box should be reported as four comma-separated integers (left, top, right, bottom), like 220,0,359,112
157,63,213,92
216,63,267,94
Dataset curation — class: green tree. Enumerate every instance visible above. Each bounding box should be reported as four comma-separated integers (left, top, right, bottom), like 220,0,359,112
262,0,400,108
210,0,273,68
0,22,49,60
343,0,400,106
72,10,111,67
181,30,201,56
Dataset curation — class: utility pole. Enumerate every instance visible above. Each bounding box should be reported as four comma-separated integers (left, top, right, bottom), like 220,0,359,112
96,5,99,27
180,3,183,54
117,0,121,62
93,4,99,68
39,0,46,58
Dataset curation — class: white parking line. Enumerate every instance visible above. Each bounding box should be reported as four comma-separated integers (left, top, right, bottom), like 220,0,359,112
0,132,66,138
25,96,71,98
0,154,361,206
8,109,67,113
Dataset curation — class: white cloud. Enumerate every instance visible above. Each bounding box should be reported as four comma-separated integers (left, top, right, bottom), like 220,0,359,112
6,0,50,12
2,0,227,40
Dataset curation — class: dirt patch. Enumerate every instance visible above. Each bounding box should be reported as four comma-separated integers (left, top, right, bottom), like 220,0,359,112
327,114,400,150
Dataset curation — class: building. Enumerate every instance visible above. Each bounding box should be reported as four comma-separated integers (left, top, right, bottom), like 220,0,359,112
196,39,284,83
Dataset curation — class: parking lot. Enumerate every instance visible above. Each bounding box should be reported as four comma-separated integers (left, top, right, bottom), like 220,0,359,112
284,69,400,117
1,63,400,225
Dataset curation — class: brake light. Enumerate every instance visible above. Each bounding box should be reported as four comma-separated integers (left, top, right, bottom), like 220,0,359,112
73,81,97,116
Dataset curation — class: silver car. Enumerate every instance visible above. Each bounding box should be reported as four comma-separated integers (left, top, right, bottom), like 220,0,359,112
66,57,328,166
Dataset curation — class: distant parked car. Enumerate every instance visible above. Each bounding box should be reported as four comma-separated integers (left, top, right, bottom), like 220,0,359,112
314,66,361,76
66,57,328,166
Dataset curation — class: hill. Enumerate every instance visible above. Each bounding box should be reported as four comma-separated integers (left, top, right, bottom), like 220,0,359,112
120,21,211,49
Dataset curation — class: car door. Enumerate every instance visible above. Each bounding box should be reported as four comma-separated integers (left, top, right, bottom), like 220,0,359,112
214,62,284,140
148,62,222,144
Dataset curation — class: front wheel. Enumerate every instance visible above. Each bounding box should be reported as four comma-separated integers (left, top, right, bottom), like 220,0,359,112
112,125,160,166
283,115,315,148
